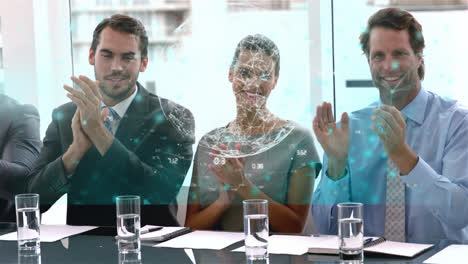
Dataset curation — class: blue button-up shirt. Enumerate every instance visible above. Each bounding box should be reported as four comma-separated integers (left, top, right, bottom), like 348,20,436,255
312,88,468,244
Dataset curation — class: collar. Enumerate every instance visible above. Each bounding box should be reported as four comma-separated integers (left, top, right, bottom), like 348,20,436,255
400,88,428,125
377,88,428,125
104,85,138,118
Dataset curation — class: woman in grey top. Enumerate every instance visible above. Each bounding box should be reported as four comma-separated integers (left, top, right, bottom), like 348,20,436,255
185,34,321,233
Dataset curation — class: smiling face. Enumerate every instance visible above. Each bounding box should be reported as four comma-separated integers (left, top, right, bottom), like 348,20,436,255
229,50,278,111
368,26,422,106
89,27,148,106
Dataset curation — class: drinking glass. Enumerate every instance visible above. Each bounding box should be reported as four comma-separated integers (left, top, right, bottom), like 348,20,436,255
18,252,41,264
338,202,364,261
15,194,40,255
243,199,268,260
116,195,141,254
118,252,141,264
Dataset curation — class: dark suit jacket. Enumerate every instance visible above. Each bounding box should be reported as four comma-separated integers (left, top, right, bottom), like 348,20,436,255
0,95,41,221
27,84,195,226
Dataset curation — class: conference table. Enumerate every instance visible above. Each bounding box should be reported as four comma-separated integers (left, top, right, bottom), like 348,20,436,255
0,222,454,263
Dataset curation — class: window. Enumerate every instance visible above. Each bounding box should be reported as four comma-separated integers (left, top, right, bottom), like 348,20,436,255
146,81,156,94
368,0,468,10
96,0,113,7
331,0,468,116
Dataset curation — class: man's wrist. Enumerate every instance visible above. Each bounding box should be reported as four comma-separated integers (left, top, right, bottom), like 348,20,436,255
326,167,347,181
389,143,418,175
62,145,84,175
87,123,114,156
327,155,348,180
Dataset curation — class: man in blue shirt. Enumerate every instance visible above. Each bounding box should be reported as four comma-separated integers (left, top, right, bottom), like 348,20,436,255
312,8,468,244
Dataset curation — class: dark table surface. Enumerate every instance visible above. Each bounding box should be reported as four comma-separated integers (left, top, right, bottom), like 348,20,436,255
0,222,454,263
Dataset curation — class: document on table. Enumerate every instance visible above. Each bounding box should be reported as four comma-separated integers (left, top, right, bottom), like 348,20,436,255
153,230,244,250
307,236,433,257
423,245,468,263
363,240,434,257
233,235,339,255
0,225,97,242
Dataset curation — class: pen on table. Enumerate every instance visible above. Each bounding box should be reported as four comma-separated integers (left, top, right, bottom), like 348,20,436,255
141,226,163,234
364,237,386,247
363,238,373,246
115,226,164,239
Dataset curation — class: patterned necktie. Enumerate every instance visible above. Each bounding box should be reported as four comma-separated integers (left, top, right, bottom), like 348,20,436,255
384,119,407,242
102,106,118,134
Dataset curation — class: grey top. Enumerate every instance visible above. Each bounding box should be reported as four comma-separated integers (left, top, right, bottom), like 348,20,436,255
189,121,322,231
0,94,41,221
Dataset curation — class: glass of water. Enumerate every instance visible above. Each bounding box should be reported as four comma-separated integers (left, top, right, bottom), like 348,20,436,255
243,199,269,260
15,194,40,255
118,252,141,264
116,195,141,254
18,252,41,264
338,202,364,261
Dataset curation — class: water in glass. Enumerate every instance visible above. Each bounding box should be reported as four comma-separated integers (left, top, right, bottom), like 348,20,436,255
16,207,40,253
244,214,268,259
117,213,140,253
339,217,363,256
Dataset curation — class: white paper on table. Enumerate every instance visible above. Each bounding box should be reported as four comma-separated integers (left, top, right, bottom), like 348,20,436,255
0,225,97,242
233,235,339,255
153,230,244,250
423,244,468,263
364,240,433,257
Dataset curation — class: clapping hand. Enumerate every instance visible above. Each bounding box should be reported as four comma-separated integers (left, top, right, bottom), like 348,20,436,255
313,102,350,178
208,144,246,190
64,76,106,137
371,104,407,156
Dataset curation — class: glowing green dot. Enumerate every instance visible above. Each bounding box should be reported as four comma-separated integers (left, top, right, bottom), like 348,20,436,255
250,187,260,196
135,94,143,102
416,31,422,40
154,114,165,123
53,111,64,121
364,149,372,158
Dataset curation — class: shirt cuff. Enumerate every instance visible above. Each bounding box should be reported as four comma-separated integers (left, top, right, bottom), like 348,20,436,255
326,168,349,182
324,168,350,201
400,157,437,190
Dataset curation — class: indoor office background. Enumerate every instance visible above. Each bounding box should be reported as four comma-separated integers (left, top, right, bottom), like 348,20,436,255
0,0,466,228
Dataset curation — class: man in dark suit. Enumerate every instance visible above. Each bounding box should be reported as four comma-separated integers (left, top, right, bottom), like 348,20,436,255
27,14,194,226
0,94,41,221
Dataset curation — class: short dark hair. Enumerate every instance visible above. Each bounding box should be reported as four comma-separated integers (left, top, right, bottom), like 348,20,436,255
230,34,280,76
91,14,148,59
359,8,425,80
